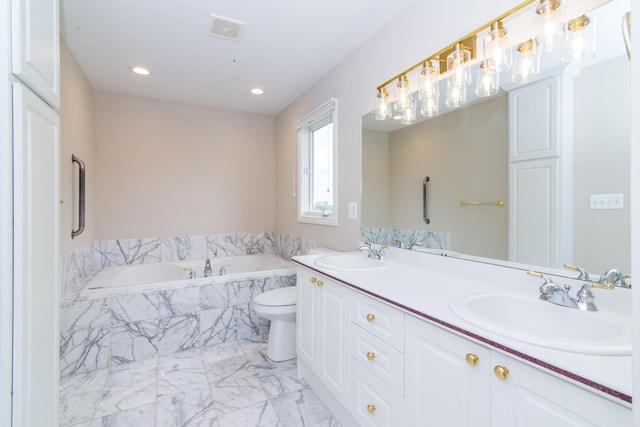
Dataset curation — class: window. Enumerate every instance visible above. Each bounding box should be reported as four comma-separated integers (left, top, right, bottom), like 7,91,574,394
296,98,337,225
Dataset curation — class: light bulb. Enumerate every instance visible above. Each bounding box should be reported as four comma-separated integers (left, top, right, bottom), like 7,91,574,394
534,0,563,52
475,60,499,97
374,87,391,120
485,21,512,71
562,15,594,65
394,76,411,112
513,39,540,84
401,98,417,125
446,44,471,108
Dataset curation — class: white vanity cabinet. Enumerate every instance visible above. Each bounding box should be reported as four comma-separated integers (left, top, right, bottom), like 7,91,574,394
296,269,352,404
350,294,405,427
405,315,492,427
405,316,632,427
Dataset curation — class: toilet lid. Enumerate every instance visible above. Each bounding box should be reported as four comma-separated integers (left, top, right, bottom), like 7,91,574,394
254,286,297,306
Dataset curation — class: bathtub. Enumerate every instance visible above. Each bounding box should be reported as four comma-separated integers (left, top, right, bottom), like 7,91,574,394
81,253,295,299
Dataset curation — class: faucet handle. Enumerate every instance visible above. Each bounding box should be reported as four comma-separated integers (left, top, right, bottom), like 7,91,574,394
592,282,615,290
563,263,590,280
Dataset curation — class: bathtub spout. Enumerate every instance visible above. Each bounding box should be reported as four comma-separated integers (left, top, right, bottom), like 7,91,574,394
204,259,213,277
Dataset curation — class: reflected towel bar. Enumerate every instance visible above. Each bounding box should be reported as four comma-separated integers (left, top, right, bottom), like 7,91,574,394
71,154,85,239
460,200,505,207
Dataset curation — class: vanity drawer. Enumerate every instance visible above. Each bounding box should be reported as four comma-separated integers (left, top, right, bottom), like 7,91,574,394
351,324,404,395
351,359,404,427
351,294,404,351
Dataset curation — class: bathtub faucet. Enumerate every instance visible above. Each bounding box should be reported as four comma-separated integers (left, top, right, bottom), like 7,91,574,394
219,264,230,276
204,259,213,277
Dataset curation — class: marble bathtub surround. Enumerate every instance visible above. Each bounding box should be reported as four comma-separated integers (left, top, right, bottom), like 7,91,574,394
62,232,314,299
361,226,449,250
60,274,296,378
59,337,341,427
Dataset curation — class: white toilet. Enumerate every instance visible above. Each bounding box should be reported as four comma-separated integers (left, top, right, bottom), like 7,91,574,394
253,286,297,361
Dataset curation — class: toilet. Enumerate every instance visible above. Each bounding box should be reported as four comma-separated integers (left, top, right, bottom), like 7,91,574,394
253,286,297,361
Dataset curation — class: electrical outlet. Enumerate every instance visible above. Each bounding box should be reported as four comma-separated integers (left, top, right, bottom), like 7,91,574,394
348,202,358,219
589,194,624,210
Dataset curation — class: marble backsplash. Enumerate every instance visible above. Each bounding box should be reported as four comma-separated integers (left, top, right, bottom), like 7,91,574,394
62,232,314,300
361,227,449,250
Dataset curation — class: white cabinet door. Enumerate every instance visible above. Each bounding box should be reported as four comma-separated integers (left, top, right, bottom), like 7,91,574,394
405,316,491,427
491,352,632,427
12,82,60,427
11,0,60,107
296,268,351,403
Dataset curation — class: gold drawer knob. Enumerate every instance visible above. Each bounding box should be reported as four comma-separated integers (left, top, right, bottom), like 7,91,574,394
317,280,324,287
366,313,376,322
465,353,479,367
310,277,317,284
367,404,376,414
366,351,376,361
494,365,509,380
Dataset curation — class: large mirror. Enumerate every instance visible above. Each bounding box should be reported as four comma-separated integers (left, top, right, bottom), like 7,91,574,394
362,0,631,282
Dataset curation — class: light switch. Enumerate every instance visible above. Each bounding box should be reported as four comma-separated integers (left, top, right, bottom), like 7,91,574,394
348,202,358,219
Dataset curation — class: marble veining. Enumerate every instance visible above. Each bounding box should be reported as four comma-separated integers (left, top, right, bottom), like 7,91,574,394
361,226,449,250
59,337,341,427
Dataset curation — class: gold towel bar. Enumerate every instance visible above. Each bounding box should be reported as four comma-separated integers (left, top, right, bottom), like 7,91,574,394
460,200,505,207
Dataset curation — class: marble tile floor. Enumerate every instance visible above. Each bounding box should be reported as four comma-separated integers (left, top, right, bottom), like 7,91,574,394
59,337,342,427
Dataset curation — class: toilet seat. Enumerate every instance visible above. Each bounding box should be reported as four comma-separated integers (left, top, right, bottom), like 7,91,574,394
254,286,297,307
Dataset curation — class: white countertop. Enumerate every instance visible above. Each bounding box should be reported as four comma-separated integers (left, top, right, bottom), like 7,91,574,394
292,247,632,406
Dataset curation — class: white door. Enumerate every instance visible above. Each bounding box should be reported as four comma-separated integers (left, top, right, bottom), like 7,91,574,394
12,82,60,427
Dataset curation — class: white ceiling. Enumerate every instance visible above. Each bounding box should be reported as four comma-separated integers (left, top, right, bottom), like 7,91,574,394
60,0,416,115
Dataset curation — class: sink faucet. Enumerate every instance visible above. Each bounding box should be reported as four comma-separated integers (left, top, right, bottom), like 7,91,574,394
409,242,423,250
563,263,591,281
528,271,614,311
204,258,213,277
358,242,387,260
598,268,632,289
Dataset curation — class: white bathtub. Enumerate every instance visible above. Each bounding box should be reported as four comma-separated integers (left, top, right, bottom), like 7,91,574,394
81,253,295,299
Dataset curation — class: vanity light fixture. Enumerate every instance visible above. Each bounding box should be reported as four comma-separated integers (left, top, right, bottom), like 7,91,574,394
475,59,500,97
446,43,472,108
401,97,417,125
374,87,392,120
418,59,440,117
512,38,540,83
561,15,595,65
131,66,150,76
394,75,411,112
534,0,564,52
485,21,513,71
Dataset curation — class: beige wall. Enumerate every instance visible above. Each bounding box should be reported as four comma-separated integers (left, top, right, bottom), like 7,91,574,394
275,0,517,251
60,40,95,255
573,55,631,273
93,92,277,240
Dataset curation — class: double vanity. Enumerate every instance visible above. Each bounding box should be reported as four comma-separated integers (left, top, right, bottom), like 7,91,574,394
292,248,632,427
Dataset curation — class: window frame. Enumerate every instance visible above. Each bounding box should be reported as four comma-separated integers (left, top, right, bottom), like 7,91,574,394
296,98,338,226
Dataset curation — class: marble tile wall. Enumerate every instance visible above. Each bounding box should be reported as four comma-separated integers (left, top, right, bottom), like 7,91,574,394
60,232,313,379
361,227,449,250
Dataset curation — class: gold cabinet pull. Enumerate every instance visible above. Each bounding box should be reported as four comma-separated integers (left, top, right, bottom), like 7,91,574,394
317,280,324,287
310,277,317,284
366,313,376,322
494,365,509,380
367,404,376,414
465,353,479,366
366,351,376,361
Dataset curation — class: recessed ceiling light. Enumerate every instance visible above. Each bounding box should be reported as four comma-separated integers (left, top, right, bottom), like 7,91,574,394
131,66,150,76
251,88,264,95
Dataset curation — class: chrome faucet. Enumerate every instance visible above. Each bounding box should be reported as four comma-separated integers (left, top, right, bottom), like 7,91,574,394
409,242,423,250
204,258,213,277
358,242,387,260
563,263,591,281
219,264,229,275
598,268,631,289
528,271,614,311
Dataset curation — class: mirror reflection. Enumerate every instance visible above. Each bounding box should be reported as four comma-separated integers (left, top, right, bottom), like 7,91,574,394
362,0,631,282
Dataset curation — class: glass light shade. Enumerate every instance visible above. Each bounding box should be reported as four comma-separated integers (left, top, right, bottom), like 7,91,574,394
374,87,391,120
419,60,440,100
512,39,540,84
534,0,563,52
485,21,512,71
401,97,417,125
561,15,595,65
446,44,471,108
394,76,411,112
475,60,499,97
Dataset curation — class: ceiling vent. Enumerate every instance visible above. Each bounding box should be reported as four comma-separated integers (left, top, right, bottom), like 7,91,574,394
208,14,245,41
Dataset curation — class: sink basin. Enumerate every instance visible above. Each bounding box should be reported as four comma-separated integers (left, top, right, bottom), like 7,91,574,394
449,294,631,355
313,253,389,272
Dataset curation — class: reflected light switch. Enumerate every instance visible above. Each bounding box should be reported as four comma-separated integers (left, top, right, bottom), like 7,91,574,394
589,194,624,210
